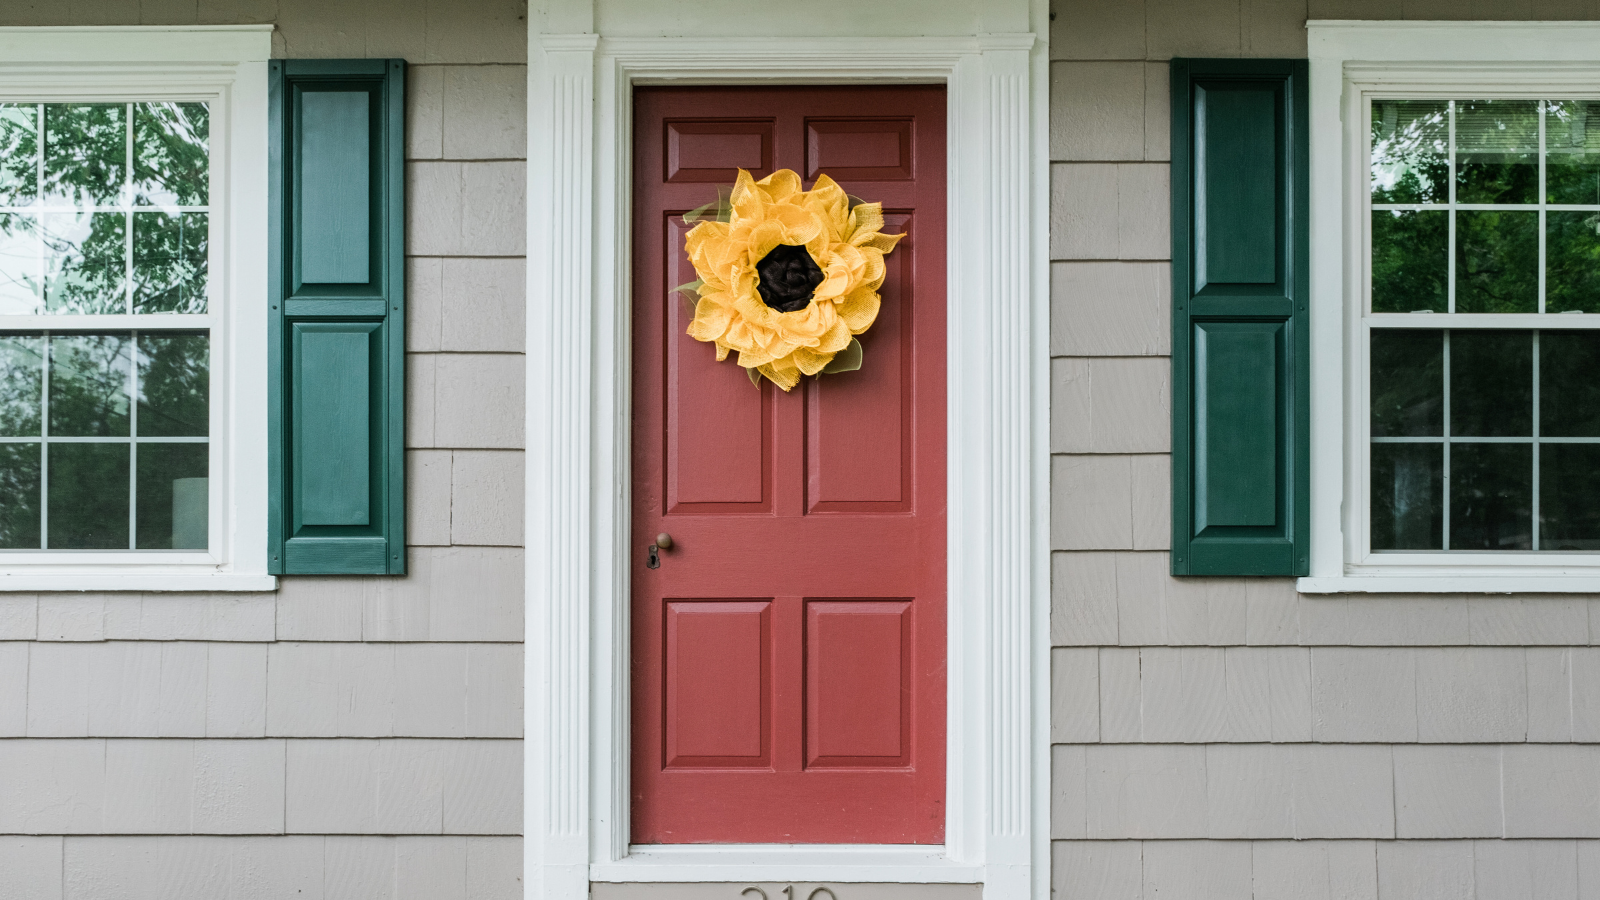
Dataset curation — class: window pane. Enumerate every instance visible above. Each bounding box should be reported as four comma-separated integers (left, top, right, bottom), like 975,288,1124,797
1542,331,1600,436
1451,442,1533,550
42,104,125,208
1547,100,1600,205
136,443,207,550
1546,211,1600,313
1456,210,1538,313
1372,209,1447,312
1371,100,1449,204
0,103,38,206
0,214,41,315
1372,442,1443,549
1540,444,1600,550
47,442,129,550
133,211,206,314
42,212,126,315
1372,330,1444,436
1456,99,1540,205
136,332,208,437
0,443,40,549
133,102,207,207
1451,330,1532,437
49,333,131,437
0,333,42,436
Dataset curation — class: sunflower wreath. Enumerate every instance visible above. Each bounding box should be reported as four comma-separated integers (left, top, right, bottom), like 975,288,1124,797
678,168,904,391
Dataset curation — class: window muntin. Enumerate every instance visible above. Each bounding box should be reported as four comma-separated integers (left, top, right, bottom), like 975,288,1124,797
1367,97,1600,553
0,101,212,552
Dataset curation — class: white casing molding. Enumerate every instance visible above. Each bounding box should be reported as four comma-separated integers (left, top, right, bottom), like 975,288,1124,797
1305,21,1600,594
0,26,274,592
524,18,1051,900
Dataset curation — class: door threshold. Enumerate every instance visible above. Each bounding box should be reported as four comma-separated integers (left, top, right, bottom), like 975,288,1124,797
591,844,982,884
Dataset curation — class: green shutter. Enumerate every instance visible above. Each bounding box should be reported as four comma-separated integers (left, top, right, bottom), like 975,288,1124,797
269,60,406,575
1170,59,1308,577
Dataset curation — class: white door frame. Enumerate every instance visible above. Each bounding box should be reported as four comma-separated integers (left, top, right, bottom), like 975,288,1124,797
524,26,1051,900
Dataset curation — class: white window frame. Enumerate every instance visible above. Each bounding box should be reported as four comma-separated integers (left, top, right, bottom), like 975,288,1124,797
0,26,273,592
1306,20,1600,593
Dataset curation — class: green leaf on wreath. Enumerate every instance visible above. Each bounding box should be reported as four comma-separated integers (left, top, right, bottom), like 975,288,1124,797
820,337,863,374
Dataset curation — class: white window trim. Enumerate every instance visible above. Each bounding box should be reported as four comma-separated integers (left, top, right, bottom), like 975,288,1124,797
1305,20,1600,593
524,28,1050,900
0,26,273,592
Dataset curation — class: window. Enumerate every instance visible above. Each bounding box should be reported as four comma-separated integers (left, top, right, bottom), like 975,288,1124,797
0,27,272,590
1306,21,1600,590
1367,98,1600,553
0,102,212,552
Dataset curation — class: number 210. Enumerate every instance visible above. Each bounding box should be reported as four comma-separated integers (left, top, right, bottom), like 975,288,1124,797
742,887,839,900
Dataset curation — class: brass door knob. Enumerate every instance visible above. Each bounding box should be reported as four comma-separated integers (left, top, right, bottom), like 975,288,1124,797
655,533,673,550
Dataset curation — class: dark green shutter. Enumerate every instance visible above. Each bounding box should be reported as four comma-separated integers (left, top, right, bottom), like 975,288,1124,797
268,60,406,575
1170,59,1309,576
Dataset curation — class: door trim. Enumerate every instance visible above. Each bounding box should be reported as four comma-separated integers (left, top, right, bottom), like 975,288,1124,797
525,30,1050,900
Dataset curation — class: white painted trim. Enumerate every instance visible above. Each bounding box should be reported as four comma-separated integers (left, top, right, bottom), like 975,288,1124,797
1301,575,1600,594
0,31,273,592
1304,21,1600,594
1309,20,1600,62
525,19,1049,900
591,845,982,884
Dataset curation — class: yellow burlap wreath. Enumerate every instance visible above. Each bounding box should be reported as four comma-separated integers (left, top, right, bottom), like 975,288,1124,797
681,168,904,391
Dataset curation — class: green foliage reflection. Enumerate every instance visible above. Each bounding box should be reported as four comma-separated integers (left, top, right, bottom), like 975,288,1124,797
1457,211,1537,313
1371,210,1446,312
0,443,40,549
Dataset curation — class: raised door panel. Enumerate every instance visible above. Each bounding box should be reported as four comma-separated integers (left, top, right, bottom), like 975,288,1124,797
664,215,773,512
666,119,774,183
805,118,914,181
806,213,914,512
805,600,911,767
664,600,772,768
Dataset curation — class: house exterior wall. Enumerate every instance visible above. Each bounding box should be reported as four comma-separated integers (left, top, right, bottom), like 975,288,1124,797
1051,2,1600,898
0,3,528,898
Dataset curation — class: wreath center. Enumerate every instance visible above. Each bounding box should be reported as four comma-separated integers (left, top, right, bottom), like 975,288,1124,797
754,243,824,313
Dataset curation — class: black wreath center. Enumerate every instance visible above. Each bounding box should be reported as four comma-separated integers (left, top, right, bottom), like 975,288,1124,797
755,244,824,313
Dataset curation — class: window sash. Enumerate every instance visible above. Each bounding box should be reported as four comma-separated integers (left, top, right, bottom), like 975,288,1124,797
1361,92,1600,560
0,92,221,560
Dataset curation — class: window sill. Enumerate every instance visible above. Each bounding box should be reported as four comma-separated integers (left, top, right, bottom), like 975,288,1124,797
1299,574,1600,594
0,572,276,592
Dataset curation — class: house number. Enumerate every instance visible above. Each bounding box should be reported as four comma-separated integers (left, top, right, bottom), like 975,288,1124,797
741,887,839,900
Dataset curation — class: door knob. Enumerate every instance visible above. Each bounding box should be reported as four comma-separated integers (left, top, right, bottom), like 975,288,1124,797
648,533,674,569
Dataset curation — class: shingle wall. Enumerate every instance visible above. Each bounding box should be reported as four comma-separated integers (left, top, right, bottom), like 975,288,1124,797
1050,0,1600,896
0,2,527,897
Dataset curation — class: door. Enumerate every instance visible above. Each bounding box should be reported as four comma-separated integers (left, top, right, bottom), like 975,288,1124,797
630,85,947,844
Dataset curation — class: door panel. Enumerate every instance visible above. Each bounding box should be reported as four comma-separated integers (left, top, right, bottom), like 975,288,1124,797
664,600,772,767
665,217,773,511
805,599,911,766
632,86,946,845
666,118,775,182
805,118,915,180
806,212,913,512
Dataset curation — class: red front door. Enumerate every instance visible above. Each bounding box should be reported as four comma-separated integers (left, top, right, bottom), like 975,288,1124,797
631,86,947,845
